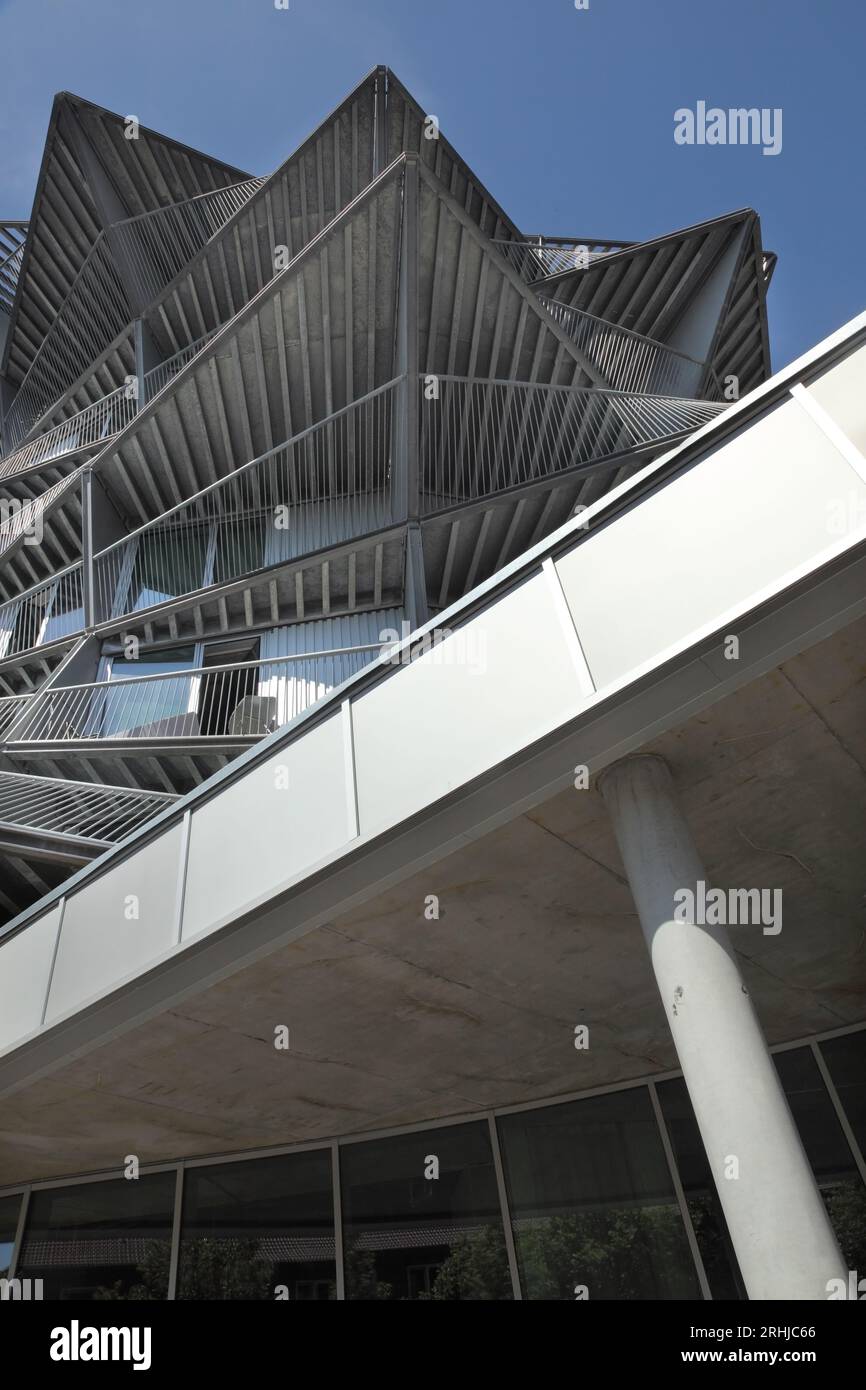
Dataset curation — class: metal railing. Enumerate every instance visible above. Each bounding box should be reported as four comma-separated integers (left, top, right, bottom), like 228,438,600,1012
0,769,177,845
141,327,221,403
0,691,34,739
491,236,630,283
2,236,128,451
93,379,401,623
2,180,262,451
0,385,138,481
539,299,708,398
0,469,83,557
0,562,85,661
419,375,727,511
0,224,27,316
106,180,263,310
13,646,383,744
0,330,221,477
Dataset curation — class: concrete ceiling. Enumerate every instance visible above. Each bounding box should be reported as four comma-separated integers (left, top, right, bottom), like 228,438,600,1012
1,615,864,1188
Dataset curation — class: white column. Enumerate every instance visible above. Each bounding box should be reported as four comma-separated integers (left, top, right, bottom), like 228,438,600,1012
599,753,846,1301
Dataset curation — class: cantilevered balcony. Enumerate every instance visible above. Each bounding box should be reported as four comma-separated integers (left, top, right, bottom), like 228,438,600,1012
93,379,399,626
1,181,262,452
418,376,726,513
0,769,176,864
0,329,220,485
7,645,387,747
537,300,721,399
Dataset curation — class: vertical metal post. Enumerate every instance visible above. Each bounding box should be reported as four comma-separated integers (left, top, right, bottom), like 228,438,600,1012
6,1187,30,1281
647,1079,712,1300
487,1115,522,1301
166,1163,185,1300
81,468,96,630
331,1141,345,1301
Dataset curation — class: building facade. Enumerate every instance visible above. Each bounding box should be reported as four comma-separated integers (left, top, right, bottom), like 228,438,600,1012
0,68,864,1301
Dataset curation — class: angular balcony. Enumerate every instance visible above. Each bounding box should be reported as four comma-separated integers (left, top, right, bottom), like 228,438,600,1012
92,380,400,627
0,563,85,664
537,299,719,399
418,375,726,514
8,645,386,748
1,181,262,452
0,769,176,864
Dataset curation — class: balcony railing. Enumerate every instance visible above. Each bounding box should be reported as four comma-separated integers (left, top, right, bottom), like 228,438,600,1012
0,223,27,316
0,385,138,482
106,180,263,310
492,236,631,283
0,769,177,846
0,330,219,481
141,328,221,403
12,646,384,744
538,299,711,398
0,562,85,661
2,180,262,451
0,470,83,558
418,375,727,512
93,378,401,624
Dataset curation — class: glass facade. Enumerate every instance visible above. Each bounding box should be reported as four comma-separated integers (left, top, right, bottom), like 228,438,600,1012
16,1173,175,1300
499,1088,700,1299
3,1026,864,1301
0,1193,20,1278
340,1122,510,1300
178,1150,335,1300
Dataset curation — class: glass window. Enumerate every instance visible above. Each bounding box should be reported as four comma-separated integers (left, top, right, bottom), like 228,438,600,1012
498,1088,701,1300
129,526,209,612
179,1150,335,1300
17,1173,175,1300
655,1077,746,1300
658,1046,866,1296
820,1030,866,1162
340,1122,511,1300
774,1046,866,1272
0,1194,20,1277
94,644,198,738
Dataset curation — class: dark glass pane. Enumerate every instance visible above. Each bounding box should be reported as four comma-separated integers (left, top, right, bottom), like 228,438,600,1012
820,1031,866,1161
179,1151,335,1301
498,1088,700,1300
655,1077,746,1300
213,515,267,586
130,526,208,610
340,1122,511,1301
18,1174,175,1300
774,1046,866,1271
0,1193,20,1277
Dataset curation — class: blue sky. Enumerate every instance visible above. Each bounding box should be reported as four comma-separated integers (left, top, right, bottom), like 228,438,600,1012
1,0,863,369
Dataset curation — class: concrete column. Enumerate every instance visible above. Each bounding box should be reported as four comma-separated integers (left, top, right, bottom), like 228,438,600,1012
599,753,846,1301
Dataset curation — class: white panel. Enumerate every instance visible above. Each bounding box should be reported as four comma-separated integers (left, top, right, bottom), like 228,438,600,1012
44,825,184,1024
0,906,61,1053
808,343,866,458
182,712,351,941
556,400,866,691
352,571,584,836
